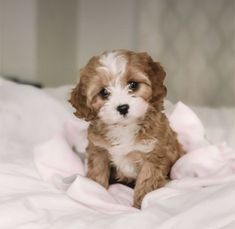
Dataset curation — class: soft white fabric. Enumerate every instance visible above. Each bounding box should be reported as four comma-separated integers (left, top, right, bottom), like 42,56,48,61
33,100,235,214
1,79,235,228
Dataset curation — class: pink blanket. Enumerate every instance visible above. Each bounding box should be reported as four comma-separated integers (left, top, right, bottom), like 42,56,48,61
34,102,235,213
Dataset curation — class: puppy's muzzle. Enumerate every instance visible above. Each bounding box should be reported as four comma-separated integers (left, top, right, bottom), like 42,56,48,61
117,104,129,116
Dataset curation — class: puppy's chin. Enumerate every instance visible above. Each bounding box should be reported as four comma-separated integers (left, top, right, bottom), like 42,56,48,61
98,97,149,125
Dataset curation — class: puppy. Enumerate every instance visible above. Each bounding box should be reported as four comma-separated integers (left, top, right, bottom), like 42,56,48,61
70,50,184,208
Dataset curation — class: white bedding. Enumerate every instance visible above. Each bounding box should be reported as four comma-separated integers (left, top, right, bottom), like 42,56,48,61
1,79,235,229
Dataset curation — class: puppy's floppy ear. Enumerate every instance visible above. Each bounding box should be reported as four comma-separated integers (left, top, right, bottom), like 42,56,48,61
146,55,167,111
69,75,95,121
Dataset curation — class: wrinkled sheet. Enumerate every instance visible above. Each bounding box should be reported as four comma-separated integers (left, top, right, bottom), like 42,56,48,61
34,100,235,214
1,79,235,228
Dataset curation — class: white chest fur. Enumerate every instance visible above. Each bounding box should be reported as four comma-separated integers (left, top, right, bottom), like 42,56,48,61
107,123,157,178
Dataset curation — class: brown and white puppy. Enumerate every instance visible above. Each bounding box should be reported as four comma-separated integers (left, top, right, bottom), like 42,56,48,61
70,50,184,208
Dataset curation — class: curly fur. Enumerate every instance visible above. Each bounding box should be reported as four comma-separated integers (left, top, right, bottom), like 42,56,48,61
69,50,184,208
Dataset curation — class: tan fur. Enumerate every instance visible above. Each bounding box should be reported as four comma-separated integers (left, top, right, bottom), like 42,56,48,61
86,142,110,189
69,50,184,209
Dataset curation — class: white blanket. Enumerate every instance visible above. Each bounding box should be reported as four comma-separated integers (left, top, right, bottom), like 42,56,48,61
1,79,235,228
33,100,235,212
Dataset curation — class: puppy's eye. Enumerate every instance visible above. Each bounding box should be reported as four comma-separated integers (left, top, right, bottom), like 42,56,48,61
99,88,110,99
128,81,139,91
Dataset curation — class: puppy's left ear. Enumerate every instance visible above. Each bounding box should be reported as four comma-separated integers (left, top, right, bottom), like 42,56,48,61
69,76,95,121
147,56,167,111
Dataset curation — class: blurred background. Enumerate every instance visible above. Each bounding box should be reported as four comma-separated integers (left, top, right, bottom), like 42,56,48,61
0,0,234,106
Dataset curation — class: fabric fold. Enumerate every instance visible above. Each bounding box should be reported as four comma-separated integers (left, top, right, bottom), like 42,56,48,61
34,102,235,211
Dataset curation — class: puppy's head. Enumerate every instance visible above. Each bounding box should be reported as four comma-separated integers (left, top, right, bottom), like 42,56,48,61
70,50,166,124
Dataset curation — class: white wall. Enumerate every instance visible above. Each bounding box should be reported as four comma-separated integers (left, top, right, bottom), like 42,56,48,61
0,0,138,86
0,0,37,81
0,0,2,74
37,0,78,86
77,0,138,68
1,0,233,106
0,0,78,86
138,0,235,106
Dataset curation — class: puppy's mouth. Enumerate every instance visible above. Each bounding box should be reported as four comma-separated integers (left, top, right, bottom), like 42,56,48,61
118,112,128,119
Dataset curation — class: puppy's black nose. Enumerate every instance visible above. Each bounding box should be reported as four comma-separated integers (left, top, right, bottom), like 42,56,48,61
117,104,129,116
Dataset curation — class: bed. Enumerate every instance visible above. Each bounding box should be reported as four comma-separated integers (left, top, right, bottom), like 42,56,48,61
1,78,235,229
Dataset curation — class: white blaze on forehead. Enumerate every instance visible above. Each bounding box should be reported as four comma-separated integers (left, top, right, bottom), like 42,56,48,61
99,51,127,77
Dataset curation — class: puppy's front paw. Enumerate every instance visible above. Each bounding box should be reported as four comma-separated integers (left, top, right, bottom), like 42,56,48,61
133,193,143,209
133,200,141,209
87,173,109,189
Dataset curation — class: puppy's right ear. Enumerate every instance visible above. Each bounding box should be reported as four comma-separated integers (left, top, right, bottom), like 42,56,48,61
69,76,95,121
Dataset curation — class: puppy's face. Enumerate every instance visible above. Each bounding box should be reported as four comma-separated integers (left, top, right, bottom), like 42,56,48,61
70,50,167,124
